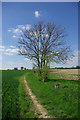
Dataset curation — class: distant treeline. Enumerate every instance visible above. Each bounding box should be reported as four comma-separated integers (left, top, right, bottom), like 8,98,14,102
7,65,80,70
51,66,80,69
7,67,29,70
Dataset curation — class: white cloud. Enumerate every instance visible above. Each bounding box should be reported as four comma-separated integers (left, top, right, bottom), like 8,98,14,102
34,11,40,18
11,48,19,53
10,46,16,48
17,25,25,30
5,48,19,53
19,47,27,53
8,29,12,32
4,52,13,56
0,45,19,56
26,24,32,30
12,35,17,38
8,28,22,36
0,46,5,52
24,58,30,61
0,48,5,52
17,24,31,31
8,24,32,39
3,48,18,56
13,28,19,33
0,45,5,49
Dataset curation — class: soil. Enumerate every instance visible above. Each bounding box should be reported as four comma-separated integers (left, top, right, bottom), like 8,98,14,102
50,69,80,80
51,69,79,74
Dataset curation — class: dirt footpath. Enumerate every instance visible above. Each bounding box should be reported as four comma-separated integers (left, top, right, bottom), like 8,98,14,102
24,76,52,118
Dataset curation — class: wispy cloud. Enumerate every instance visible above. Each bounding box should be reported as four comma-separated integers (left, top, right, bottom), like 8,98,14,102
13,28,20,33
8,29,12,32
0,48,5,52
8,24,32,39
4,52,13,56
17,24,32,31
12,35,17,38
5,48,18,53
0,45,5,49
25,24,32,30
34,11,40,18
17,25,25,30
0,45,19,56
10,46,16,48
24,58,30,61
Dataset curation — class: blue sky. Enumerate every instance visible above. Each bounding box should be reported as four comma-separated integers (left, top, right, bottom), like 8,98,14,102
1,2,78,69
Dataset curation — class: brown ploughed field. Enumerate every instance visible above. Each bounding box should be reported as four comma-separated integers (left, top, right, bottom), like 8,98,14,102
50,69,80,80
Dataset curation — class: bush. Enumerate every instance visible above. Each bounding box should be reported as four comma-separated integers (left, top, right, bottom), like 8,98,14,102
76,66,80,69
37,66,49,82
21,67,24,70
14,68,18,70
24,67,26,70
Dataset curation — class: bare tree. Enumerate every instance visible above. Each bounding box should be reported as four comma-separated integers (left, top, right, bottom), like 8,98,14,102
17,21,74,81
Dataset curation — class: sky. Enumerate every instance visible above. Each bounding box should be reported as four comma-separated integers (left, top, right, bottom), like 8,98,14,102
0,2,78,69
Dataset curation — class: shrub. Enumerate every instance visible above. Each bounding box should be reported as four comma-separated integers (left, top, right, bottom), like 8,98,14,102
37,66,49,82
21,67,24,70
24,67,26,70
14,68,18,70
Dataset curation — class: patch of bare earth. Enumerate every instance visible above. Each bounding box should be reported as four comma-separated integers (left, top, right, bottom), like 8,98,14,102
50,69,80,80
24,76,53,118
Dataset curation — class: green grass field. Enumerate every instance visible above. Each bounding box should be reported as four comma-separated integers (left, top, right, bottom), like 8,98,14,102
2,70,79,119
26,71,78,119
2,70,38,119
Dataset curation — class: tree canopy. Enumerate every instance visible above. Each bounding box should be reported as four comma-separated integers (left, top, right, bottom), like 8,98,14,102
17,21,74,81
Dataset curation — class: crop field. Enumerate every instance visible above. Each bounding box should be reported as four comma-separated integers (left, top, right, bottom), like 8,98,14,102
2,69,79,119
2,70,38,119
